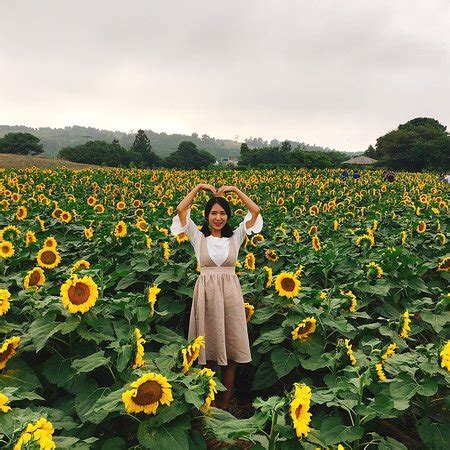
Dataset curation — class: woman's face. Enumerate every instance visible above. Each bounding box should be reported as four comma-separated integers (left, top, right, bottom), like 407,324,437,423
208,202,228,232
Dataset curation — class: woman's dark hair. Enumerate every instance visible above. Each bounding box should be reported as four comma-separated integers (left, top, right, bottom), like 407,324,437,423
200,196,234,237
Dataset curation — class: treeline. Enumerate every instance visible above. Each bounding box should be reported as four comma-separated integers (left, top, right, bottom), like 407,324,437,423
58,131,216,169
364,117,450,171
238,141,348,168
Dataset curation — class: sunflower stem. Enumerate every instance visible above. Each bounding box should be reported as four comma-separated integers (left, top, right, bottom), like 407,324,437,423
267,408,279,450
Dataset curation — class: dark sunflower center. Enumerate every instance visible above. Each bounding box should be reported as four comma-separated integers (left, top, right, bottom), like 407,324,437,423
133,380,163,405
54,209,62,218
281,277,295,292
0,344,13,363
41,250,56,264
68,282,90,305
298,322,312,334
441,258,450,269
295,404,303,419
29,270,41,286
2,245,10,254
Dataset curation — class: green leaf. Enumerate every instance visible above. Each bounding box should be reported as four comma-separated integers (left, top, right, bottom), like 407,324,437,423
71,351,110,373
319,420,364,445
116,345,133,372
100,437,127,450
271,347,301,378
416,417,450,450
28,314,58,352
138,414,190,450
252,361,278,391
300,353,334,371
378,436,408,450
254,327,286,346
421,311,450,333
416,375,438,397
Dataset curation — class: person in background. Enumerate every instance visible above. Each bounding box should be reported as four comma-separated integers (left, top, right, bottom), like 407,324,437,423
341,169,348,179
353,170,361,180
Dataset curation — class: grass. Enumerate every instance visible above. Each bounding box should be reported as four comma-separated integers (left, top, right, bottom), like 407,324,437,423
0,153,112,170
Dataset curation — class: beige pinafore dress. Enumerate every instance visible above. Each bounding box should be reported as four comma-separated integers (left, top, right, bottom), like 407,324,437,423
188,233,252,366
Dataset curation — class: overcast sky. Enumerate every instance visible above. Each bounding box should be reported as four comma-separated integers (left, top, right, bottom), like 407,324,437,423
1,0,449,152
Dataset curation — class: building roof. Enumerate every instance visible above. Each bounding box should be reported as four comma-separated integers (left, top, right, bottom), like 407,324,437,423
342,156,378,165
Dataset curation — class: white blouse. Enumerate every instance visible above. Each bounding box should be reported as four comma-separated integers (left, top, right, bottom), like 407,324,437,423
170,208,263,266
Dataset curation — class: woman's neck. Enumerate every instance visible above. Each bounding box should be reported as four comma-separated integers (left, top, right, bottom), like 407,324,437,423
210,229,222,238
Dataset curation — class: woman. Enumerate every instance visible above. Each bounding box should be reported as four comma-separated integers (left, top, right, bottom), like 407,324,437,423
170,183,263,410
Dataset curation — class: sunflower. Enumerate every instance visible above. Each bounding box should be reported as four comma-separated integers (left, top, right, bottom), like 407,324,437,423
440,340,450,372
312,235,321,251
435,233,447,246
244,303,255,322
1,225,21,240
60,211,72,223
60,274,99,314
84,227,94,240
333,220,339,231
132,328,146,369
161,242,170,261
87,196,97,206
181,336,205,374
263,266,273,288
148,284,161,317
0,393,10,413
264,249,279,262
136,220,149,232
51,207,63,219
437,256,450,272
25,230,37,246
94,204,105,214
277,197,284,206
309,204,319,216
416,221,426,233
24,267,46,289
400,230,407,245
196,367,218,413
308,225,318,236
340,290,357,313
292,317,316,342
293,229,301,242
375,362,387,381
0,289,11,316
244,253,256,270
382,343,397,360
70,259,91,273
36,247,61,269
15,205,27,221
176,232,188,244
367,261,383,278
116,201,126,210
250,234,264,246
43,236,57,248
400,310,411,339
0,336,20,370
275,272,301,298
13,417,55,450
0,241,14,259
289,383,312,438
356,234,375,248
339,338,356,366
145,235,153,248
114,221,127,238
294,265,304,278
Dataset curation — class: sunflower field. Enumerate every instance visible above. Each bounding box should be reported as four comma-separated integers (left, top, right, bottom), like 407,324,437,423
0,167,449,450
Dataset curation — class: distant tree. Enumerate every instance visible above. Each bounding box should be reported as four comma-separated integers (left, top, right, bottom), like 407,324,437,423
164,141,216,169
375,117,449,171
280,140,292,153
0,132,44,155
240,143,250,157
191,132,199,139
130,129,160,167
58,140,129,167
364,145,379,159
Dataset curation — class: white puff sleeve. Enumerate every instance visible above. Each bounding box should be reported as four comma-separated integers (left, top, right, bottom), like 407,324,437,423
233,210,263,247
170,208,202,248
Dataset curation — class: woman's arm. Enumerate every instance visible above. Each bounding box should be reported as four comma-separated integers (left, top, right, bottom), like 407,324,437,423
218,185,260,229
176,183,216,227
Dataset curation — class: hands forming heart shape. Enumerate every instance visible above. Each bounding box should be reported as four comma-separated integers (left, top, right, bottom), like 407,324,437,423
198,184,236,197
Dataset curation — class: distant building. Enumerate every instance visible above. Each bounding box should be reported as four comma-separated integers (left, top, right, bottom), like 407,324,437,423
220,156,239,167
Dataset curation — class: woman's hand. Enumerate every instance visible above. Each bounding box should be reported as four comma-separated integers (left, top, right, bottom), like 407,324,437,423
197,184,217,195
217,185,236,197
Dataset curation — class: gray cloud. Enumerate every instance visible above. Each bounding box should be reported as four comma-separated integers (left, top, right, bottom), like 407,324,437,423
1,0,449,151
